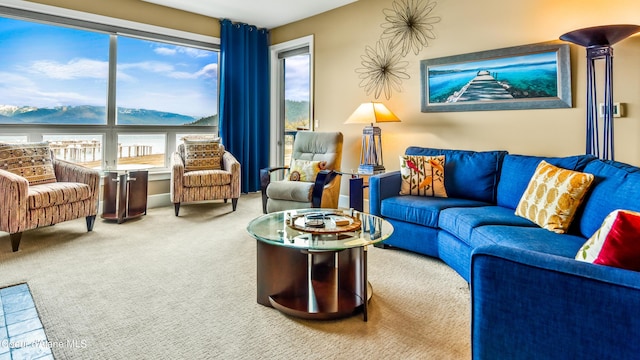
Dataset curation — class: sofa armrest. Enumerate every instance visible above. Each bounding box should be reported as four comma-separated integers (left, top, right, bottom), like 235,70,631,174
471,245,640,360
0,169,29,234
369,171,401,216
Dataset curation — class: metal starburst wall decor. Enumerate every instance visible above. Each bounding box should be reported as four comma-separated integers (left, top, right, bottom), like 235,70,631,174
382,0,441,56
356,40,410,100
356,0,440,100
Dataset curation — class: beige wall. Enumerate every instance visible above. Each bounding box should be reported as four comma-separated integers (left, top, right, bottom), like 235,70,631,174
16,0,640,200
26,0,219,37
272,0,640,178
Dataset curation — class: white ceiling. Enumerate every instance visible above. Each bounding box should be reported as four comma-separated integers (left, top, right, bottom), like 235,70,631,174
141,0,357,29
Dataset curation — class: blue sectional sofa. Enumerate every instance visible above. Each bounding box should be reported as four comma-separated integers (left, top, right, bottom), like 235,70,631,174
370,146,640,359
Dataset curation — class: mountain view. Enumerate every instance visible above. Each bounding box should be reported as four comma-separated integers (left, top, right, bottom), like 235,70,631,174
0,105,217,126
285,100,310,129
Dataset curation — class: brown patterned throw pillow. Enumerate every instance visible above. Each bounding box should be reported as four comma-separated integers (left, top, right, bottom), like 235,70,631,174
399,155,447,197
0,142,57,185
183,139,224,171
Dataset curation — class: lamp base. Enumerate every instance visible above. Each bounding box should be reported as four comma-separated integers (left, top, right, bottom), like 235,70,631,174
357,164,385,175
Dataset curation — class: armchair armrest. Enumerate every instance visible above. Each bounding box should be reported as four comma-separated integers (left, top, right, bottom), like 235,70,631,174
53,158,100,195
311,170,339,208
222,151,241,198
170,152,185,203
260,166,288,213
0,169,29,234
471,245,640,360
369,171,401,216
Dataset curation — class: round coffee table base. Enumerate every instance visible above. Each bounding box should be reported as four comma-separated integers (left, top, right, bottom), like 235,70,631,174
268,282,373,320
256,241,371,321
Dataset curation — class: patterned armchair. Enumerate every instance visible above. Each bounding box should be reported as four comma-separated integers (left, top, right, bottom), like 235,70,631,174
170,140,241,216
0,142,100,252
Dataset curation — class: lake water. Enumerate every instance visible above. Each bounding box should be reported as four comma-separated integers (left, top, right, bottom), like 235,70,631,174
428,62,558,103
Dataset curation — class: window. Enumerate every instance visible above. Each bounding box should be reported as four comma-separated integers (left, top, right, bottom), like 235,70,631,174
270,36,313,168
0,5,219,171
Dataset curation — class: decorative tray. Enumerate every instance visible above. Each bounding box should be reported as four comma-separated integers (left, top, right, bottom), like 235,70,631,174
287,212,362,234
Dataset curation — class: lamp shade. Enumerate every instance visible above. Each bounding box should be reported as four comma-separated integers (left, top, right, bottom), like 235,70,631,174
560,24,640,47
344,102,400,124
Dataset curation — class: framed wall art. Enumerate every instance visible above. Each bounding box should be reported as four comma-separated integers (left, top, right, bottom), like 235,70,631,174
421,41,572,112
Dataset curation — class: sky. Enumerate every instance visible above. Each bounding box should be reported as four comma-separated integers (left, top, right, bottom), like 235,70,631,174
0,16,218,118
284,54,310,102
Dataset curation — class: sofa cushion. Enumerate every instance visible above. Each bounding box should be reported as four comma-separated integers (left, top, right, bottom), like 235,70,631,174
405,147,507,203
579,159,640,238
28,182,92,209
496,154,595,210
576,210,640,272
380,195,489,228
439,206,537,243
183,139,224,171
0,142,57,185
515,160,594,234
470,225,586,258
399,155,447,197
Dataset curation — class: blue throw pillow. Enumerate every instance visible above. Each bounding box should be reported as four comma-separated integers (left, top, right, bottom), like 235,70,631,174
496,154,595,210
405,147,507,203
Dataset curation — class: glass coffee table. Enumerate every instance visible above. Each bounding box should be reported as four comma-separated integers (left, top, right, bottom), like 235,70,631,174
247,208,393,321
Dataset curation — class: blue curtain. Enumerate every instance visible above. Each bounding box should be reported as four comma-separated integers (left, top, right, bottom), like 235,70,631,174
219,19,270,193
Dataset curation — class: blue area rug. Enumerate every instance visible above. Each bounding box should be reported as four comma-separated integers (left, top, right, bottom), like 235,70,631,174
0,283,52,359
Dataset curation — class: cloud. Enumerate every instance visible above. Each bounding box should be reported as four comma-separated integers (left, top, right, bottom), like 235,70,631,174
154,47,177,56
24,58,108,80
168,63,217,79
119,61,175,73
0,71,98,107
154,45,212,58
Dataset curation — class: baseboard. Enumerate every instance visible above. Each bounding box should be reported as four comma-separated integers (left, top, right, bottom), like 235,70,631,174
148,193,171,209
98,193,171,212
102,194,365,212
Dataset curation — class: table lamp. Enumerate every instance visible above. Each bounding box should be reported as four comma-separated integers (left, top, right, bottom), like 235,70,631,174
560,24,640,160
345,102,400,174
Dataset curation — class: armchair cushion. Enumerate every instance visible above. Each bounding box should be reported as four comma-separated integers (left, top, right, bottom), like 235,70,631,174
182,170,232,187
28,182,93,209
183,139,224,171
0,142,57,185
266,180,313,202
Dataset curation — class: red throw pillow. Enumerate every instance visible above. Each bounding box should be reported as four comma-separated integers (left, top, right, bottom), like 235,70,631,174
593,211,640,271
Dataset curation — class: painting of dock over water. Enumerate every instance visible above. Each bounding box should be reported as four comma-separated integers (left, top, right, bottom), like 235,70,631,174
421,42,572,112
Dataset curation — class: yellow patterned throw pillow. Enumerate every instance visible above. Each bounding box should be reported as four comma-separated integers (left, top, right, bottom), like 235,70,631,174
0,142,57,185
183,139,224,171
288,160,327,182
515,160,594,233
399,155,447,197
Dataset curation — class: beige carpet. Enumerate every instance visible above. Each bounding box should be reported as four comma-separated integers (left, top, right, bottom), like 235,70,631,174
0,193,470,359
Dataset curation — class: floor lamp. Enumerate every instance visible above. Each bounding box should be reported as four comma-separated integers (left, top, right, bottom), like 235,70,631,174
345,102,400,174
560,24,640,160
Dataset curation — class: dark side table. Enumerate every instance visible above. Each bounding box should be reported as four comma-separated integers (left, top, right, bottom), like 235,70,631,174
338,171,384,212
102,170,148,223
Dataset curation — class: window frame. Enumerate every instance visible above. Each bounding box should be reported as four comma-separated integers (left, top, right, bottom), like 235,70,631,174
269,35,314,168
0,2,220,174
